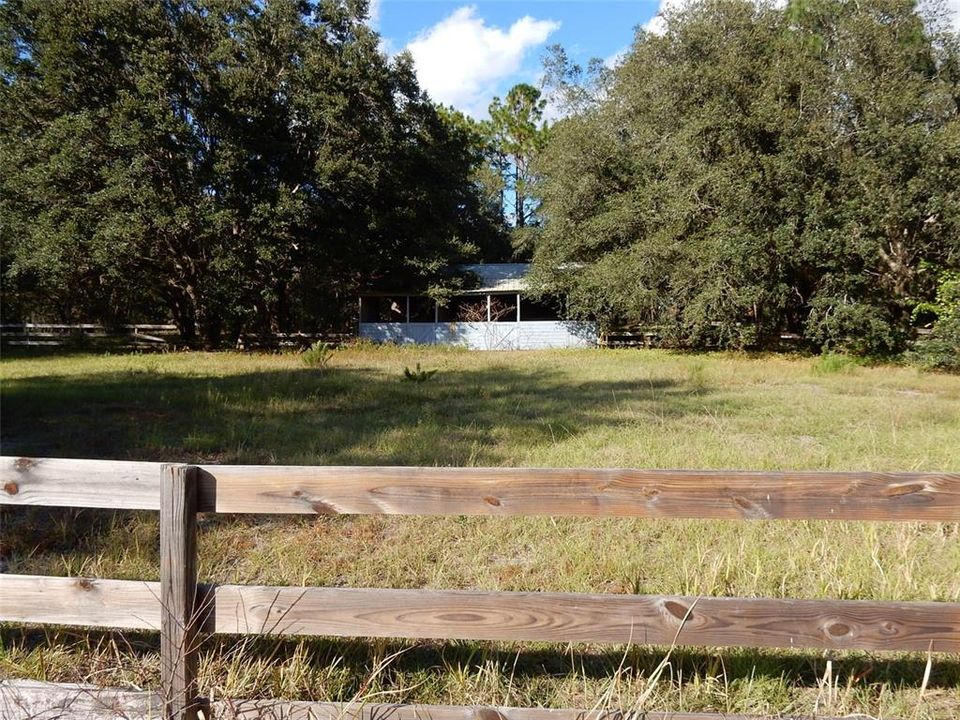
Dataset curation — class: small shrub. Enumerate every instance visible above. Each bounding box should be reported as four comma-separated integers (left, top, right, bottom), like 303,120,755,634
906,267,960,372
131,359,162,375
906,315,960,372
685,360,709,391
402,362,438,383
302,341,334,369
812,352,860,375
806,299,903,355
348,336,380,350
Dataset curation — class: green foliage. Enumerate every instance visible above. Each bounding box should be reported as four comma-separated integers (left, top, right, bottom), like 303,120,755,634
531,0,960,355
811,352,862,375
540,44,614,117
401,362,438,382
908,315,960,371
301,341,335,370
434,105,512,262
488,84,549,231
448,82,551,257
806,300,905,356
0,0,499,343
907,265,960,370
911,266,960,324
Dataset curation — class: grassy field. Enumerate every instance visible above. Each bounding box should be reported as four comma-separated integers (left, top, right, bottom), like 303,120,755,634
1,346,958,718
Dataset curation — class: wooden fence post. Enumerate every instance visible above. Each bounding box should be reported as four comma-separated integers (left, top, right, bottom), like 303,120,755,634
160,464,200,720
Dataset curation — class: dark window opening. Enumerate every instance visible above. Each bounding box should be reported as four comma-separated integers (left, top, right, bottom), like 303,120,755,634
438,295,486,322
360,296,405,323
520,296,562,321
408,296,435,322
490,295,518,322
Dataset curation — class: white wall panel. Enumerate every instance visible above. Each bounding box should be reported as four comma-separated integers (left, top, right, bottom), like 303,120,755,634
359,322,596,350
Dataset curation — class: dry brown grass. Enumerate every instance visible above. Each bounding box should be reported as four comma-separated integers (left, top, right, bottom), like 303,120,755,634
1,347,958,717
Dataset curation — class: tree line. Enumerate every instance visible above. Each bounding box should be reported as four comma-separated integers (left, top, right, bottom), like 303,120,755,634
532,0,960,358
2,0,958,360
1,0,508,345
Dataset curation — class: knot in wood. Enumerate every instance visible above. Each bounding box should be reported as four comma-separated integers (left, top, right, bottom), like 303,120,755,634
475,710,508,720
664,600,690,621
883,482,925,497
826,622,851,637
440,612,485,623
3,482,18,495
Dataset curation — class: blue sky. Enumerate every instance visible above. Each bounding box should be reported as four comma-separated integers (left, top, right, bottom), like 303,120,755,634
369,1,665,117
372,0,960,118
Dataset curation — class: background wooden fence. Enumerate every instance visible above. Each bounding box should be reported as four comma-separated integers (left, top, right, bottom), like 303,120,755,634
1,456,958,719
0,323,180,349
0,323,351,351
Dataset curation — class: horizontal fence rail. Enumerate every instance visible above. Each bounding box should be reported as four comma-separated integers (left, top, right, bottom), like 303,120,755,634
2,574,957,652
4,457,959,520
0,680,856,720
0,324,350,350
2,456,958,719
0,323,179,349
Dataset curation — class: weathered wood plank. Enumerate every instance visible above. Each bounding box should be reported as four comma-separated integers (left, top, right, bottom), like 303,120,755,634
5,457,956,521
2,575,956,652
0,574,160,629
209,586,960,652
0,681,869,720
160,464,201,720
0,456,162,509
205,465,960,521
215,700,870,720
0,680,162,720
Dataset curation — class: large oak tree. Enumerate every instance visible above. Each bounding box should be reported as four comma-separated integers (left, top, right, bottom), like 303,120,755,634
1,0,501,342
532,0,960,354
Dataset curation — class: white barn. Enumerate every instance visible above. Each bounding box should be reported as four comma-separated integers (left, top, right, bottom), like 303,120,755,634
358,263,597,350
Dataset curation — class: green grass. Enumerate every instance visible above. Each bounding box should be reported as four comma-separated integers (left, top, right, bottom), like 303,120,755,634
1,347,958,717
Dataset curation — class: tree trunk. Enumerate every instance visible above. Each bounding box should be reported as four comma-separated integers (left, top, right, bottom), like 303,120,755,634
167,289,197,345
514,158,524,228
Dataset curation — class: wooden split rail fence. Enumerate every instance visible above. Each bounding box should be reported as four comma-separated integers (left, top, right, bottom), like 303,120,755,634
1,457,959,719
0,323,179,349
0,323,351,350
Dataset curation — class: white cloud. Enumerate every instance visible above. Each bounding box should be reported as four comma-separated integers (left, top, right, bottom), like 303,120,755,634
366,0,382,29
643,0,684,35
947,0,960,31
604,45,629,69
406,6,560,117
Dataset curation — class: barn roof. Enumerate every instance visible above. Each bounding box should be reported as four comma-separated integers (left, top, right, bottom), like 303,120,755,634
460,263,529,294
359,263,531,296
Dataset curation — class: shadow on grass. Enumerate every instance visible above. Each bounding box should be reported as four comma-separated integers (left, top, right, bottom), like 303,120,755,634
0,360,728,568
1,628,956,698
0,362,727,576
0,364,725,464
